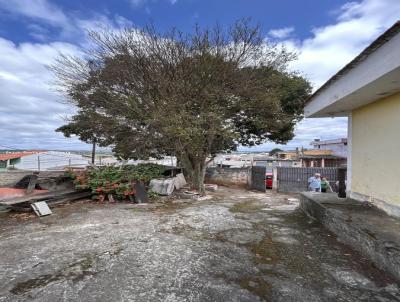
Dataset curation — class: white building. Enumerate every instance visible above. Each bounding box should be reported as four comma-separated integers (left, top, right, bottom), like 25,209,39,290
305,21,400,217
14,151,90,171
310,138,348,158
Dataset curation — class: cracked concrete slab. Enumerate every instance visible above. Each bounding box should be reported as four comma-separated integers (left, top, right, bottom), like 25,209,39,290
0,187,399,301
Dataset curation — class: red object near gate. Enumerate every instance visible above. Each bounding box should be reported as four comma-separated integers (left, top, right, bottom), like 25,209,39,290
265,172,273,189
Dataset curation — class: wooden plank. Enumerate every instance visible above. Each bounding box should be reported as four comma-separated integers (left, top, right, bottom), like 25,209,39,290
0,189,78,206
26,175,38,194
45,191,92,206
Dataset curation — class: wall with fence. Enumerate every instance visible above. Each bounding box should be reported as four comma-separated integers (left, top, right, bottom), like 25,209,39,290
277,167,339,193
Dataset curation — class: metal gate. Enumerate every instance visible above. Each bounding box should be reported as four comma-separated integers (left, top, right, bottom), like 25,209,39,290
251,166,266,192
277,167,339,193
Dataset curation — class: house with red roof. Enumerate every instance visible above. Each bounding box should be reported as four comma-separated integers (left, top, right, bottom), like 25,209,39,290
0,151,41,171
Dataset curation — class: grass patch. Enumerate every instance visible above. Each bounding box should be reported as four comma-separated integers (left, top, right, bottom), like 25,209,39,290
229,201,265,213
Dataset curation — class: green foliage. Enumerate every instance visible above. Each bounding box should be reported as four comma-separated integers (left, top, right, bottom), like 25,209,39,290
68,164,165,200
123,163,166,183
53,20,311,191
269,148,283,156
56,110,103,144
147,190,159,199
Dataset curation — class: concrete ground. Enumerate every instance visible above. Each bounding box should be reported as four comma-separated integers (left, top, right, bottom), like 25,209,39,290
0,187,399,302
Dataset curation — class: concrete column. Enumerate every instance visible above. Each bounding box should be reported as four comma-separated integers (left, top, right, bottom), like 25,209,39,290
272,168,278,190
347,113,352,193
321,158,325,168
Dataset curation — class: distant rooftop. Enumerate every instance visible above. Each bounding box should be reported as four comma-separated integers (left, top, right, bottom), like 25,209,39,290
0,151,41,161
310,138,347,146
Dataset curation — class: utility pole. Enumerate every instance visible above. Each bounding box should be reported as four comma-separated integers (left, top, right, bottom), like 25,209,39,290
91,138,96,165
37,156,40,171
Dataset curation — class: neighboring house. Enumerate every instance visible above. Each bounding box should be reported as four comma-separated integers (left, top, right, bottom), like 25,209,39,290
15,151,90,170
253,156,301,170
0,151,40,171
276,151,299,160
299,150,346,168
310,138,348,158
305,21,400,217
0,151,90,171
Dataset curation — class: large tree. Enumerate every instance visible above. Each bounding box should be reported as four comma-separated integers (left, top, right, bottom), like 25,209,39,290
52,20,311,192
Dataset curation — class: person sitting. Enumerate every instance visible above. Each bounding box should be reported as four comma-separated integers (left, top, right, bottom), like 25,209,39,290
308,173,321,192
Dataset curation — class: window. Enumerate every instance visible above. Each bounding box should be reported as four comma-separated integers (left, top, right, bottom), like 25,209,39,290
0,161,6,168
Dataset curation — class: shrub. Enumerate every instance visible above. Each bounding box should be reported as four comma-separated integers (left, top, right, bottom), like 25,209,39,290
67,164,165,200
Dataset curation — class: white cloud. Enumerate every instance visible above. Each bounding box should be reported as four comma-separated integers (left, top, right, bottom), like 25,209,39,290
129,0,178,8
0,0,69,28
268,27,294,39
0,0,133,42
285,0,400,88
0,0,399,151
0,37,89,149
0,1,136,150
130,0,145,7
252,0,400,151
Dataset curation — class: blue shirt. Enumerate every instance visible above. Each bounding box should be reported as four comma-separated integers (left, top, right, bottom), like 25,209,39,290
308,176,321,190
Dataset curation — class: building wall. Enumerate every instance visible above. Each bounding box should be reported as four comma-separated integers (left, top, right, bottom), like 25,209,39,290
302,158,346,168
315,143,348,158
254,160,296,171
351,92,400,216
14,151,89,171
0,171,32,187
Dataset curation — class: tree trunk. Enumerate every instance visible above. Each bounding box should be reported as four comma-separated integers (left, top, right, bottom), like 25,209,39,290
190,160,207,194
178,153,207,194
91,139,96,165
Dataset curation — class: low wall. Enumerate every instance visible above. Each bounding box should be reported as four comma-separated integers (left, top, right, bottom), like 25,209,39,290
0,171,32,187
300,192,400,281
205,167,250,187
0,171,65,187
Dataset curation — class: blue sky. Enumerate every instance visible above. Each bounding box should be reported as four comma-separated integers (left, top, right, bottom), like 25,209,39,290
0,0,399,151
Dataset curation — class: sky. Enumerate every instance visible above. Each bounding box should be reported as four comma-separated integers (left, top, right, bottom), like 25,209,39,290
0,0,399,152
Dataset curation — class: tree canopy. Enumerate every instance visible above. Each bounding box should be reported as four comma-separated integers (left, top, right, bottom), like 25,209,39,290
269,148,284,156
52,20,311,191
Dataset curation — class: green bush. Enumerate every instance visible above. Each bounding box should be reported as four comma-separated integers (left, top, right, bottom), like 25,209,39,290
68,163,165,200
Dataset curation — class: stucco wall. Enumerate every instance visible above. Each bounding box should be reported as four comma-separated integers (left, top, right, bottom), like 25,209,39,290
205,167,250,186
317,144,348,158
351,92,400,216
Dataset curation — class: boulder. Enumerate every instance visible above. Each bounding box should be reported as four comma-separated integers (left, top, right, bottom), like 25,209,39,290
149,178,175,196
173,173,187,190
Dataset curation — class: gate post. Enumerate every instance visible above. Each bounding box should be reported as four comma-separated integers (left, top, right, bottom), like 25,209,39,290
272,168,278,191
338,167,347,198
